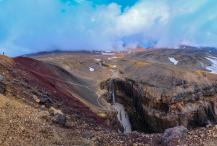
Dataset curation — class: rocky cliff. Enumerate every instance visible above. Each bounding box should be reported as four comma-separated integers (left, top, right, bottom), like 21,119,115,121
102,78,217,133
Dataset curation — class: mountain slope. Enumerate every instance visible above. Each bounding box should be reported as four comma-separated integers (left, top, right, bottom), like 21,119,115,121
2,47,217,145
0,55,159,146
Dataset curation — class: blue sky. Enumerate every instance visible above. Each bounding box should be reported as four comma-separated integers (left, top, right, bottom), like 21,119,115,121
88,0,138,7
0,0,217,56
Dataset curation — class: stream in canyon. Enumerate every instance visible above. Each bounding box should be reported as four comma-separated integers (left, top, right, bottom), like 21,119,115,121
113,103,132,133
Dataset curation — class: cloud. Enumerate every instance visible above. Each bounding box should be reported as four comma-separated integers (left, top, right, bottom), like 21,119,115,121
115,1,170,36
0,0,216,56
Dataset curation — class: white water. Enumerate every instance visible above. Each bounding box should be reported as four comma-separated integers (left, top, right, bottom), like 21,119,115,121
113,103,132,133
168,57,178,65
206,56,217,74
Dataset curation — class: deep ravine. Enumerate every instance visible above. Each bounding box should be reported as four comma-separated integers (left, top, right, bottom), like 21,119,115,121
109,70,132,133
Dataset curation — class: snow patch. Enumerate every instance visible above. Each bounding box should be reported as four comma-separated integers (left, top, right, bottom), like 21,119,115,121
168,57,178,65
95,58,101,62
112,65,117,68
102,51,115,56
113,103,132,133
89,67,95,72
206,57,217,74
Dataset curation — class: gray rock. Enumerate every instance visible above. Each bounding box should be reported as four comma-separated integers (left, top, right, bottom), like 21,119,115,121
39,95,53,106
52,113,66,126
33,95,52,107
161,126,188,145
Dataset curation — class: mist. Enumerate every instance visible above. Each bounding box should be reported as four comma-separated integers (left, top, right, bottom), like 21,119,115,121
0,0,217,56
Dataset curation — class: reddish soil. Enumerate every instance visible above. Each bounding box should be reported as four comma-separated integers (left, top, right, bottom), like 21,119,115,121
13,57,105,125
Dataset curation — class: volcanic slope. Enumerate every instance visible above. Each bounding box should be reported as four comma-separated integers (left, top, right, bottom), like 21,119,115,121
0,54,166,146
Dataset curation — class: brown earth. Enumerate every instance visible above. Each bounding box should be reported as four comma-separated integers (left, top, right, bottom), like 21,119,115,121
2,47,217,145
0,55,159,145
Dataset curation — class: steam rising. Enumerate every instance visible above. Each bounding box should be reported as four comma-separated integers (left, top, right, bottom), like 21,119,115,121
0,0,216,56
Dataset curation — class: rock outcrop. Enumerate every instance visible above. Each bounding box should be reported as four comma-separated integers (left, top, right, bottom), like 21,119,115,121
102,78,217,133
0,74,6,94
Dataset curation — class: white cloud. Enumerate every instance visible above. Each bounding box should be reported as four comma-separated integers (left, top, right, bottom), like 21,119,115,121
0,0,216,56
114,1,170,37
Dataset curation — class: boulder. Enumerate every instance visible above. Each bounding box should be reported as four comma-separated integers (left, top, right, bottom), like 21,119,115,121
161,126,188,146
33,95,52,106
52,113,66,126
50,107,66,126
39,95,52,105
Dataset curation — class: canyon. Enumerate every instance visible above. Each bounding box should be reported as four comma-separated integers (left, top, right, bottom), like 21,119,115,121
1,47,217,145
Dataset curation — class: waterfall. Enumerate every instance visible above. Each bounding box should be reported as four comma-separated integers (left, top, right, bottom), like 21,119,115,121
110,79,116,104
112,85,116,104
110,79,132,133
113,103,132,133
